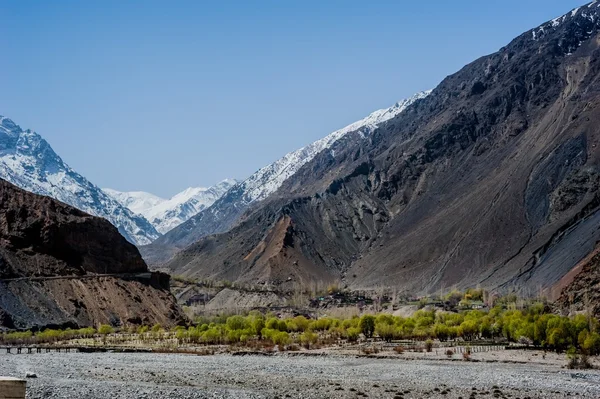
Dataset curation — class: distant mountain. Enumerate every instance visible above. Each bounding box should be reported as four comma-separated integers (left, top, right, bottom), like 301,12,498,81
141,91,431,264
104,179,237,234
0,116,160,245
162,2,600,295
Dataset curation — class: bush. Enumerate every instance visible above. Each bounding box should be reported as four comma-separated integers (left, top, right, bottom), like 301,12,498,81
295,316,310,331
137,325,149,334
445,349,454,358
272,331,290,347
311,318,333,332
462,346,471,361
518,336,533,346
347,327,361,342
300,331,318,348
361,346,379,355
567,347,593,369
425,339,433,352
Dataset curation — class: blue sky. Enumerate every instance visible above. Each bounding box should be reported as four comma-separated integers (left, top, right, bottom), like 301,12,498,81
0,0,584,197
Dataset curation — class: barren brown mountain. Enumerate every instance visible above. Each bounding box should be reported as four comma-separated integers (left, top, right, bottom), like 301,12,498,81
164,3,600,296
0,179,185,330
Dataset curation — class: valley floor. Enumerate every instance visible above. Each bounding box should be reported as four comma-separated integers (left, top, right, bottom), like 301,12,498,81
0,351,598,398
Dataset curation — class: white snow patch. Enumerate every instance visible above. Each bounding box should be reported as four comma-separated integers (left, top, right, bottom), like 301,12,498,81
235,90,432,204
105,179,237,234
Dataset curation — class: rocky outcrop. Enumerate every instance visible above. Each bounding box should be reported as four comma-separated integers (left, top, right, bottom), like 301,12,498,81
164,3,600,296
555,246,600,318
0,179,185,330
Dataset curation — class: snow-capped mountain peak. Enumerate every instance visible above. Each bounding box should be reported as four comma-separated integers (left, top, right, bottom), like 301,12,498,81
102,189,166,215
143,90,432,259
0,116,161,245
239,90,432,203
104,178,237,234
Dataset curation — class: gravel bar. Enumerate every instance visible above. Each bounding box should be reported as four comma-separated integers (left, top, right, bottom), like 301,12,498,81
0,352,599,398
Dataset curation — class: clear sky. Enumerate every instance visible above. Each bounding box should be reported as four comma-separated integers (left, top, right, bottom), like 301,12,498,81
0,0,585,197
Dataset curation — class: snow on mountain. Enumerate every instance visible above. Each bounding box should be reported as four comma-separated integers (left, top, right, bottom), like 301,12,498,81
143,90,432,259
532,1,600,45
104,179,237,234
102,189,166,216
238,90,432,203
0,116,161,245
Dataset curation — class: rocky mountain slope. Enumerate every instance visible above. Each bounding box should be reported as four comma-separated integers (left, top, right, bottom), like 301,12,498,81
0,178,184,330
555,243,600,317
163,2,600,295
104,179,236,234
141,91,430,265
0,117,160,245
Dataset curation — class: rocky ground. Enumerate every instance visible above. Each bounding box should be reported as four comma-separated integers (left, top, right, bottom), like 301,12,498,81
0,351,599,398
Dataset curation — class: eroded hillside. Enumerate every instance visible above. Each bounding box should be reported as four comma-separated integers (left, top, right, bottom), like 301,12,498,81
0,179,185,330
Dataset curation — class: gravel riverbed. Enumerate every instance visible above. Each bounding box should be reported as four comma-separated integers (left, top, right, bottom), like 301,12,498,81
0,352,599,398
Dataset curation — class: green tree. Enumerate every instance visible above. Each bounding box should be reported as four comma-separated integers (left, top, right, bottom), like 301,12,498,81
98,325,114,335
359,315,375,338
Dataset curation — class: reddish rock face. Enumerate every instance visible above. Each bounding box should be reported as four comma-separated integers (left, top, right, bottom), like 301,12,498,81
556,248,600,318
0,179,146,278
0,179,185,330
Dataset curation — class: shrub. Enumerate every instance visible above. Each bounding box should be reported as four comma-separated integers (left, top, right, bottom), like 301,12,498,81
311,318,333,332
425,339,433,352
291,316,310,332
202,327,222,344
462,346,471,361
361,346,379,355
445,349,454,358
250,316,265,337
137,325,149,334
347,327,361,342
518,336,533,346
300,331,318,349
272,331,290,347
567,347,593,369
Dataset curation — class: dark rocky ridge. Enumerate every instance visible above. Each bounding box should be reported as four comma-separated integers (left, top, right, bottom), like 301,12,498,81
0,179,184,330
166,3,600,295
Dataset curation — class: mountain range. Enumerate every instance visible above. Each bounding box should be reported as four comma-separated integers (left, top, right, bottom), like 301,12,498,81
140,91,431,264
104,179,237,234
3,2,600,303
0,116,160,245
156,2,600,297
